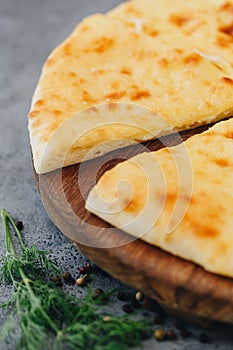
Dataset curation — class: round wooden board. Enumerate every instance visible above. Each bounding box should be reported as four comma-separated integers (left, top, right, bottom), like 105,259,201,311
34,124,233,325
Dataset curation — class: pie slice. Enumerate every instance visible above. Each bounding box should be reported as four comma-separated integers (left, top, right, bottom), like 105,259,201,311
86,118,233,278
28,0,233,173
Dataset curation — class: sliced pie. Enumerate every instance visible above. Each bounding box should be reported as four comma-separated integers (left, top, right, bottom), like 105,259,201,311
28,0,233,173
86,118,233,278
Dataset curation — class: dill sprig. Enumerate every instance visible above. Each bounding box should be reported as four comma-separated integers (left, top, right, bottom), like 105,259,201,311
0,209,152,350
0,209,59,284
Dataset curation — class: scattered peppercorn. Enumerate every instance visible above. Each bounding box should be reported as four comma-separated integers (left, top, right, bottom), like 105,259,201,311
15,221,24,230
135,291,144,302
143,297,163,314
76,277,85,287
154,328,165,341
92,288,104,300
68,278,76,285
62,271,72,280
76,274,89,287
165,329,176,341
180,328,192,339
85,262,91,270
79,267,86,274
123,303,134,314
52,275,63,287
62,271,76,285
140,330,151,341
117,291,128,302
199,333,210,344
53,275,61,282
79,262,92,275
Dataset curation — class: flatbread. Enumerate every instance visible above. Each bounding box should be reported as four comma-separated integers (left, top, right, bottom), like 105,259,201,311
86,118,233,278
29,0,233,173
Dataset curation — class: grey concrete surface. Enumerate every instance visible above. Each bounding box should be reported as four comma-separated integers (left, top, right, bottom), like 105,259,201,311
0,0,233,348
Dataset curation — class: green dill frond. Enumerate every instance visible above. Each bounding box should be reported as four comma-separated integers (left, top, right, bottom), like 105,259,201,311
0,208,152,350
0,313,17,345
0,209,60,283
21,245,60,278
60,314,151,350
0,255,23,284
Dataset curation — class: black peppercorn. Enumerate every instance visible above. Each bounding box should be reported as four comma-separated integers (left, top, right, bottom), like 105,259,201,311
199,333,210,343
153,313,163,325
180,328,192,339
15,221,24,230
140,330,151,341
123,304,133,314
143,297,163,314
68,278,76,285
117,291,128,302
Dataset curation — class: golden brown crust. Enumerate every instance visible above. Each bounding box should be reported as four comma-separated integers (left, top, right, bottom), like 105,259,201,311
28,0,233,173
86,118,233,278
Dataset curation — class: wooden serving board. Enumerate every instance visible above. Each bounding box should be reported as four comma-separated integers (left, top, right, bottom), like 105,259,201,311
34,123,233,325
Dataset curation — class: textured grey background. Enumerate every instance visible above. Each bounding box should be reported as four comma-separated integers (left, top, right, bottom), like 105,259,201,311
0,0,233,348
